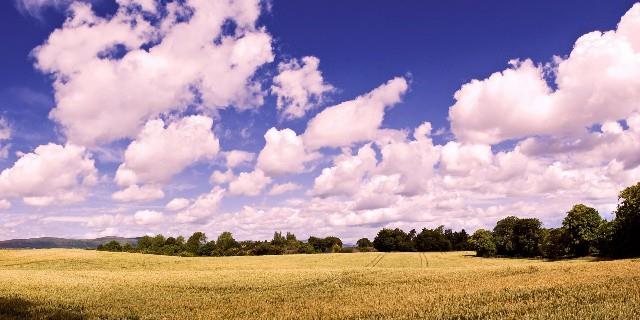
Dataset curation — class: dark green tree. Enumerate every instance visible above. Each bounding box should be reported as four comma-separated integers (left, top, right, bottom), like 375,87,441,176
612,182,640,257
541,228,568,259
469,229,496,257
493,216,519,256
186,232,207,255
414,226,452,252
562,204,603,256
356,238,373,248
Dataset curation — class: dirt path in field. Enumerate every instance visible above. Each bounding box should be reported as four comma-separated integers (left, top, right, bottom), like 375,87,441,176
365,253,385,268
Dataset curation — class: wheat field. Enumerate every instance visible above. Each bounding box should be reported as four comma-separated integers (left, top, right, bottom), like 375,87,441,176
0,250,639,319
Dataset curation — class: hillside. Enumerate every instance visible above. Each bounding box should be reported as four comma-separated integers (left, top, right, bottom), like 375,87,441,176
0,236,139,249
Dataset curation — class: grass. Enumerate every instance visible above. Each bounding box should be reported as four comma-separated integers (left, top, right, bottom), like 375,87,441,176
0,250,639,319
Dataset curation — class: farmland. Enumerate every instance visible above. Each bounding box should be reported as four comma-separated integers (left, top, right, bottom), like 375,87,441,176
0,249,639,319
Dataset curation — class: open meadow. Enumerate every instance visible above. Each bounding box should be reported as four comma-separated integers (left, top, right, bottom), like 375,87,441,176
0,250,639,319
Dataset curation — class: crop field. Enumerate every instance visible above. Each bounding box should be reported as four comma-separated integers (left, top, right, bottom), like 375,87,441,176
0,250,639,319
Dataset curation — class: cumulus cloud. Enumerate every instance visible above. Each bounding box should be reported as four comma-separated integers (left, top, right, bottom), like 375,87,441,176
0,199,10,210
450,4,640,144
134,210,164,225
229,169,272,196
303,76,408,149
312,144,378,197
112,184,164,202
0,143,97,206
224,150,255,168
176,187,225,223
210,169,235,185
271,56,334,119
14,0,98,20
165,198,191,212
0,117,11,159
114,115,219,194
268,182,302,196
257,127,318,176
33,0,273,146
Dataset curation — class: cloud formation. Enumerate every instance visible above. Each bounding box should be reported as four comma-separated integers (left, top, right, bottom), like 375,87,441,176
0,143,97,206
303,77,408,149
33,0,273,146
271,56,334,120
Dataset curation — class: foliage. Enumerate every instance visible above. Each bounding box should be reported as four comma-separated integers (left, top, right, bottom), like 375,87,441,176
563,204,603,256
541,228,568,259
414,226,452,252
611,182,640,257
469,229,496,257
356,238,373,249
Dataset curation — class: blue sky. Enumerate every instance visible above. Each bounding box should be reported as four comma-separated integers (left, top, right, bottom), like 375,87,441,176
1,0,639,241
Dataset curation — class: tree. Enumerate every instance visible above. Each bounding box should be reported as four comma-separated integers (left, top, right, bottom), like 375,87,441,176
493,216,519,256
373,228,415,252
356,238,373,248
414,226,452,252
216,232,239,254
513,218,543,257
469,229,496,257
186,232,207,255
307,236,343,253
562,204,603,256
198,241,217,256
612,182,640,257
271,231,286,247
98,240,122,252
541,228,568,259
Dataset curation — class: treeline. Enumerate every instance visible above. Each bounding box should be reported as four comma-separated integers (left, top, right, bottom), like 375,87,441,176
98,231,350,256
99,182,640,259
469,182,640,259
369,226,470,252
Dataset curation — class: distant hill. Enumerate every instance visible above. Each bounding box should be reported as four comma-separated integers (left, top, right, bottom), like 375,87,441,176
0,236,140,249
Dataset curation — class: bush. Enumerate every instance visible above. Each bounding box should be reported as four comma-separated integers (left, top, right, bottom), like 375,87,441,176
541,228,568,259
469,229,496,257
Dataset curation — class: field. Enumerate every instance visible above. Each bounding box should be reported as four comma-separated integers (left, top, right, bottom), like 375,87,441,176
0,250,639,319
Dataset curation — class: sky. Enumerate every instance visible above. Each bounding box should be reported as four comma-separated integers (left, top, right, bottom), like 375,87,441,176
1,0,639,242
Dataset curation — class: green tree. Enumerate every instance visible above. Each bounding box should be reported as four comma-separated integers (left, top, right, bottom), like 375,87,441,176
562,204,603,256
414,226,452,252
612,182,640,257
186,232,207,255
493,216,519,256
513,218,543,257
356,238,373,248
372,228,415,252
99,240,122,252
469,229,496,257
216,232,239,253
541,228,568,259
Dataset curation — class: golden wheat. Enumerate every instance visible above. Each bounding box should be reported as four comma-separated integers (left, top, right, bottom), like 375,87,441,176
0,249,638,319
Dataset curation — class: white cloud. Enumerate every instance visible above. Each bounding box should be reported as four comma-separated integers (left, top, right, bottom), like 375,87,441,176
229,169,272,196
112,184,165,202
134,210,164,225
210,169,235,185
450,4,640,144
0,117,11,159
224,150,255,168
14,0,98,20
165,198,190,211
312,144,377,197
257,127,318,176
0,199,10,210
0,143,97,206
176,187,225,223
271,56,334,119
34,0,273,146
303,77,408,149
114,115,219,188
268,182,302,196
